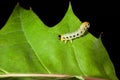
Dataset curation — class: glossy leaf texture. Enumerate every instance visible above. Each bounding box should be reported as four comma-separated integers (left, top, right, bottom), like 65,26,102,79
0,3,118,80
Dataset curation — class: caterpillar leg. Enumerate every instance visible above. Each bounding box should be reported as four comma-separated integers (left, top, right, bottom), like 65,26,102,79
70,40,72,43
63,40,66,44
64,40,72,43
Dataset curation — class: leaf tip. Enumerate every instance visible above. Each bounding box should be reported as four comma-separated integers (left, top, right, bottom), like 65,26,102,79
64,0,74,17
69,1,71,5
68,1,72,10
16,2,20,6
99,32,103,39
29,6,32,10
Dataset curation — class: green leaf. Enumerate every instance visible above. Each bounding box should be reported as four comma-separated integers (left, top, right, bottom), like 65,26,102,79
0,2,118,80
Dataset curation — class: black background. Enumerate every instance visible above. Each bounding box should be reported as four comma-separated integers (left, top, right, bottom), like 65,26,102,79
0,0,120,79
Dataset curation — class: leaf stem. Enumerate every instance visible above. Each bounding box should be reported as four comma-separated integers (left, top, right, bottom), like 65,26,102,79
0,74,70,78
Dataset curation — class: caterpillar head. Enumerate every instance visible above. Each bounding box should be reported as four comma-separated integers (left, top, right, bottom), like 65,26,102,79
58,35,65,41
58,35,61,40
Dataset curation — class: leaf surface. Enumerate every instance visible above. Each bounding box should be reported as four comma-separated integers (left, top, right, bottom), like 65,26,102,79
0,3,118,80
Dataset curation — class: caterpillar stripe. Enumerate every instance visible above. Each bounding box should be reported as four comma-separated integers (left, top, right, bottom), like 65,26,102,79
58,21,90,43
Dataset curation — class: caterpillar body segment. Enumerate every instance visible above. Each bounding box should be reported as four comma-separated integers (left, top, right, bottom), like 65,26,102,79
58,22,90,43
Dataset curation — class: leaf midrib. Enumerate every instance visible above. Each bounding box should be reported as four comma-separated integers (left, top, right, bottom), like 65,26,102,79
18,9,51,74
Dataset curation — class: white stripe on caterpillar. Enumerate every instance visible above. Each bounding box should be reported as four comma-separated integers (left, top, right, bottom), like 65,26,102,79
58,21,90,43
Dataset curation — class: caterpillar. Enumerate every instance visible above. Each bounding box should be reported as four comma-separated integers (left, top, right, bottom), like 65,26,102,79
58,21,90,43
